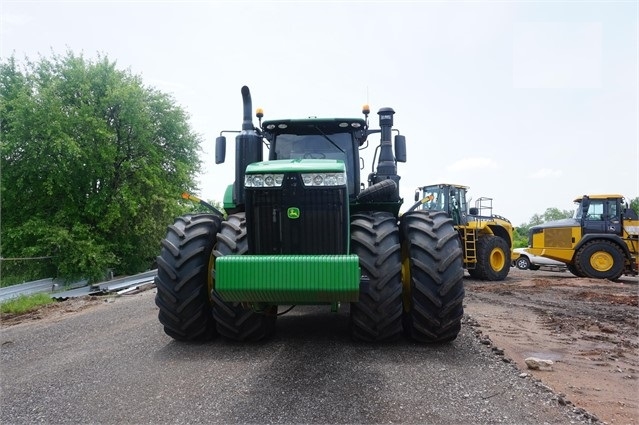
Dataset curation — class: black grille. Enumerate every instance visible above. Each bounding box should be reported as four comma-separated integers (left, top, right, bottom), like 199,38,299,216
245,174,348,254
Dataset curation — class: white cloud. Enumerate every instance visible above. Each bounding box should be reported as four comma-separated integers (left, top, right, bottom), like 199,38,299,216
447,157,497,172
528,168,563,179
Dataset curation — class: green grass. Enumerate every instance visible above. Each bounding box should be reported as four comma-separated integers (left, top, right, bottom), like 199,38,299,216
0,293,56,315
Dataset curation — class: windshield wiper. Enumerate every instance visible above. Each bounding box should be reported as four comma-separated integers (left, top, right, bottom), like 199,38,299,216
312,125,345,154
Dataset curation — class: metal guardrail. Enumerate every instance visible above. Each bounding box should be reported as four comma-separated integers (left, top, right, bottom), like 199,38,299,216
0,270,157,303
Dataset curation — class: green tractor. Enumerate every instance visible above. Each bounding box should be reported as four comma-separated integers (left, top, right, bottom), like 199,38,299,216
155,86,465,343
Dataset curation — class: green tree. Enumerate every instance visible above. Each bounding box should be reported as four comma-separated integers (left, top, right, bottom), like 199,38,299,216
1,51,203,283
629,196,639,216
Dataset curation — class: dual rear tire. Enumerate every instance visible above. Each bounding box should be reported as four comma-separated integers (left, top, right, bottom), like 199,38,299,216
349,210,465,343
400,211,465,343
155,213,275,342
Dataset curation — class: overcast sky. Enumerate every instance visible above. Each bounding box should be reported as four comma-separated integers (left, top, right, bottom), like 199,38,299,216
2,0,638,225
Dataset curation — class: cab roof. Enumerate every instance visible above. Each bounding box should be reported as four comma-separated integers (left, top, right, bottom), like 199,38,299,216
419,183,470,191
573,194,625,202
261,118,367,135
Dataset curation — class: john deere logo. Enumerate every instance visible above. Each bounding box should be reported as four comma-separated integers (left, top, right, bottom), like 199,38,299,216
287,207,300,219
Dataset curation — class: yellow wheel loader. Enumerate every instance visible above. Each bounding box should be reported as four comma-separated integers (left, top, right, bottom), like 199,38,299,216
410,184,514,281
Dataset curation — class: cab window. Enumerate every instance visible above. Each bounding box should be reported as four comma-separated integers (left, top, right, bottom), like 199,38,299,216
585,201,604,221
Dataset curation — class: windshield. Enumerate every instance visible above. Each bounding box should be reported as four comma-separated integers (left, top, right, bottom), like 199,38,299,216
420,185,468,224
421,185,448,211
271,133,355,193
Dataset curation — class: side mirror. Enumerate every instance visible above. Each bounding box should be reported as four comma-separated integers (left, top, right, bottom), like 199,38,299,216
215,136,226,164
414,190,420,202
394,135,406,163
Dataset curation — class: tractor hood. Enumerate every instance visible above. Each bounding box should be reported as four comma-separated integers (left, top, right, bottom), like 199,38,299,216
245,159,346,174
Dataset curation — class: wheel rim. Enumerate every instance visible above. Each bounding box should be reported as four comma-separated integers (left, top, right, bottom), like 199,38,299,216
490,248,506,271
401,250,411,312
208,252,216,302
516,258,528,269
589,250,614,272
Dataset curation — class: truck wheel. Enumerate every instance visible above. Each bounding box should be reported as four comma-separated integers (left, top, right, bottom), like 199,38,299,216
400,211,465,343
350,212,403,342
567,263,586,277
515,256,531,270
474,235,511,281
467,268,481,279
155,214,221,341
212,213,277,341
574,240,625,280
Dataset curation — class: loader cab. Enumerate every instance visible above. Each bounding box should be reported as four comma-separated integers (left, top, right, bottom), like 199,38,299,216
417,184,469,225
574,195,623,236
264,118,365,197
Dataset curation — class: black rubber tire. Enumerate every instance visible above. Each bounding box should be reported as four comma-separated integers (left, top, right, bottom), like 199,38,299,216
155,214,221,341
474,235,511,281
574,240,625,280
467,268,481,279
400,211,465,343
567,263,586,277
212,213,277,341
515,256,531,270
349,212,404,342
356,179,398,203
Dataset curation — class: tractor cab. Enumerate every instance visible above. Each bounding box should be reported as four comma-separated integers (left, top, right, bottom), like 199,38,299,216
262,118,366,197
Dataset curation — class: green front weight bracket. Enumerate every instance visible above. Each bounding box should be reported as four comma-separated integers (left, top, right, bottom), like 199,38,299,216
215,255,360,303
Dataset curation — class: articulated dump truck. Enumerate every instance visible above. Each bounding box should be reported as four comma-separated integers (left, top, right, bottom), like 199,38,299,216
526,194,638,280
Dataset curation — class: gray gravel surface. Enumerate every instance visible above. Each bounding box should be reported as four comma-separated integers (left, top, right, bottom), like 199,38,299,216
1,288,595,425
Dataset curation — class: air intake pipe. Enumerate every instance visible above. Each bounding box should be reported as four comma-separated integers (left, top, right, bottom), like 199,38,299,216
370,107,400,198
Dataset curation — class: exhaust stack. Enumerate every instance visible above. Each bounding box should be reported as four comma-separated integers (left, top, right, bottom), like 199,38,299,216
233,86,263,206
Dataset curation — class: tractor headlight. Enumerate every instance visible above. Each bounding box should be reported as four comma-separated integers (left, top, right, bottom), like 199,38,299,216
245,174,284,188
301,172,346,187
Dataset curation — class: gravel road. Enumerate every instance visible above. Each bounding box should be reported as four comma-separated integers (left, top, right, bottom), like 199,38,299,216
1,288,595,425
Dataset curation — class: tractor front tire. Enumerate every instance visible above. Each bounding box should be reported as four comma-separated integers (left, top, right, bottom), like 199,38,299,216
155,214,221,341
350,212,404,342
400,211,465,343
474,235,511,281
212,213,277,341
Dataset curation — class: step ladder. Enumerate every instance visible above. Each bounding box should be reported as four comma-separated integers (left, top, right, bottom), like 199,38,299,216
462,227,477,269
